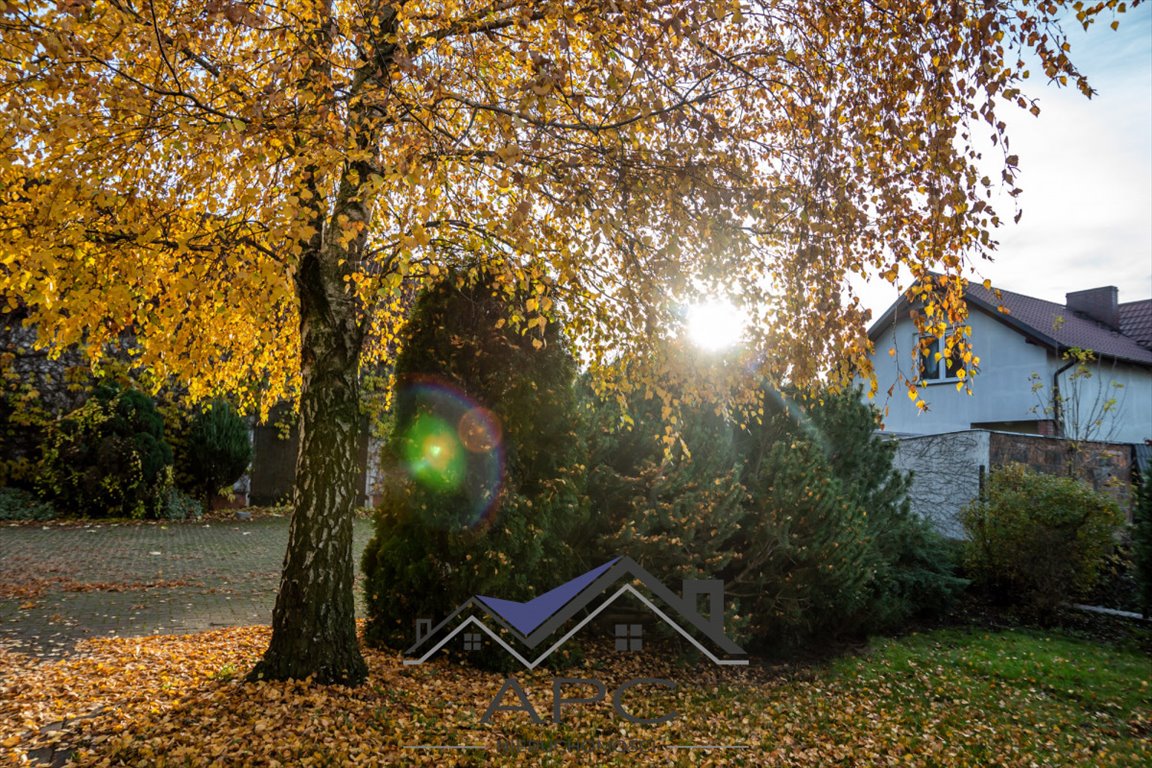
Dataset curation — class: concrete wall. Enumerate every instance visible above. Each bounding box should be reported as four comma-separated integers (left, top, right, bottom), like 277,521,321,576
867,305,1152,444
891,430,989,539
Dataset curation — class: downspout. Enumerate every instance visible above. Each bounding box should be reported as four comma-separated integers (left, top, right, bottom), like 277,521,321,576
1052,355,1075,437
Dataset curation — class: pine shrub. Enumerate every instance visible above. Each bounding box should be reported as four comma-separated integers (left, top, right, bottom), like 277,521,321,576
173,398,252,504
37,383,173,518
586,386,964,653
362,268,589,650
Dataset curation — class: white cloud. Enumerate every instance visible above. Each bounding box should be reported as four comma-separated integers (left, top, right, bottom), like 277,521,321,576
857,11,1152,321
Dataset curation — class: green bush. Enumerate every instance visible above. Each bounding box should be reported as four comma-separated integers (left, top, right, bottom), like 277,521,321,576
961,463,1122,620
362,267,589,651
801,389,966,630
37,383,173,518
587,385,964,652
163,488,204,521
589,394,748,584
173,398,251,503
1134,467,1152,618
0,486,57,521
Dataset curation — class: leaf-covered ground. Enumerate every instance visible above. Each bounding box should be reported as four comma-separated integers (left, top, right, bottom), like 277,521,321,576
1,625,1148,766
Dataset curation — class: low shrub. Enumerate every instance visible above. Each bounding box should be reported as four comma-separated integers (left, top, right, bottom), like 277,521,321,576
163,488,204,521
0,486,57,521
961,463,1122,620
37,383,173,518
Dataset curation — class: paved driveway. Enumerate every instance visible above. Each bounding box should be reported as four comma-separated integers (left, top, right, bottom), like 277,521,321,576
0,517,375,657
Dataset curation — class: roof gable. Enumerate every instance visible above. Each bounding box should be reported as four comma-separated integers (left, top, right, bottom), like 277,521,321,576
868,280,1152,367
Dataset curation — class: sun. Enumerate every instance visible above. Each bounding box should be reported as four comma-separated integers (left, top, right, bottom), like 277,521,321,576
685,298,745,352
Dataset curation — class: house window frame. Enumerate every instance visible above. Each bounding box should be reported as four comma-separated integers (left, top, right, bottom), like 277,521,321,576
614,623,643,652
917,329,965,385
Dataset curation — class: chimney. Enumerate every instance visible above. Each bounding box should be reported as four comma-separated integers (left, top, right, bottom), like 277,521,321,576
682,579,724,632
414,618,431,644
1066,286,1119,330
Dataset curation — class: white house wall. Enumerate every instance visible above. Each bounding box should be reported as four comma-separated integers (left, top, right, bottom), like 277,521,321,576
866,303,1147,442
1056,360,1152,444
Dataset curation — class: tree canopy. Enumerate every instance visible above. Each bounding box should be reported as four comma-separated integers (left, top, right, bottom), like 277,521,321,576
0,0,1136,683
3,0,1132,399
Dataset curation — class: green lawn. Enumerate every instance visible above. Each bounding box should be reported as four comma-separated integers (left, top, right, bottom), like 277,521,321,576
743,628,1152,766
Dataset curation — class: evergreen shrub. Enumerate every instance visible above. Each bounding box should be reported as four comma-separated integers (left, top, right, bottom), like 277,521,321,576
173,398,252,504
362,268,588,651
962,463,1122,620
37,383,173,518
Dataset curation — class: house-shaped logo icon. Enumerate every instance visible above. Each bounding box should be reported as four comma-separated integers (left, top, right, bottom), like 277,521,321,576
404,557,748,668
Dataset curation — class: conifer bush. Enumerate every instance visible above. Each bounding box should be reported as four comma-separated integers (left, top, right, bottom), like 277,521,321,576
588,386,964,652
362,268,588,650
173,398,252,504
37,383,173,518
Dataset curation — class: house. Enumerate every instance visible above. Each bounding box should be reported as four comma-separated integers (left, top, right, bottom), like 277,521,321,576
867,281,1152,444
404,556,747,669
865,280,1150,536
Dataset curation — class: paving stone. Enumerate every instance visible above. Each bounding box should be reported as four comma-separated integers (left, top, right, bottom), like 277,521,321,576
0,517,374,657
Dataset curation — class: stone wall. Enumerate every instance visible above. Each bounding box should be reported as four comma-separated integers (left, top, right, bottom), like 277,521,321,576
988,431,1132,516
0,316,92,484
1,316,257,506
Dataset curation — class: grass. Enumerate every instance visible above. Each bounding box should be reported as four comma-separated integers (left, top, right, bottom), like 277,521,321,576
1,624,1148,766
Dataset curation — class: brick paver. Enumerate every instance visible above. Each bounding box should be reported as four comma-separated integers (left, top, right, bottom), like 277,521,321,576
0,517,375,657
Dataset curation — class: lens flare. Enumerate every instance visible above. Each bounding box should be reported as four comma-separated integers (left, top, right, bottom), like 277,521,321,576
458,407,502,453
394,378,505,526
402,414,464,491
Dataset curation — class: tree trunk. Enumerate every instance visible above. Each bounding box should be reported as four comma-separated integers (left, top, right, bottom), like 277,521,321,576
249,243,369,686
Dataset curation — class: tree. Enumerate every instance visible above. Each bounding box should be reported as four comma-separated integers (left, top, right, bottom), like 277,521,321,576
0,0,1132,683
589,391,749,583
1029,347,1127,443
362,267,588,649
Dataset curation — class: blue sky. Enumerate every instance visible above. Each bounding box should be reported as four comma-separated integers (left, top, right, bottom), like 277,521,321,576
858,9,1152,321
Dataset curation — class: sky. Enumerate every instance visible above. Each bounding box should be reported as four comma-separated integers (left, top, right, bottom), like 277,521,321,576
855,9,1152,323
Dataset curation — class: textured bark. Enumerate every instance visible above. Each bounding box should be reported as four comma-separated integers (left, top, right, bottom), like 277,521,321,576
249,240,369,686
248,5,391,686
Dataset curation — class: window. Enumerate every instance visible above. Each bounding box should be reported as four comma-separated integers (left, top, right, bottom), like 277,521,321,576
614,624,643,652
463,632,483,651
918,334,963,382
